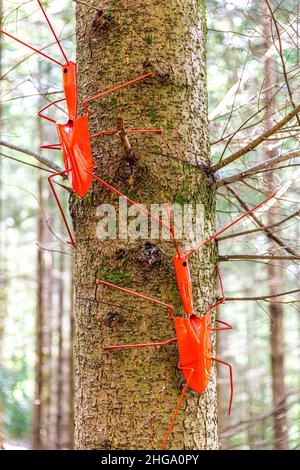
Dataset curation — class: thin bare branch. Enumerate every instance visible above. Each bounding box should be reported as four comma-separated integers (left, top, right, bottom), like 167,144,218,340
217,149,300,186
218,207,300,241
0,152,55,173
225,185,300,256
211,103,300,172
225,288,300,301
265,0,300,125
220,254,300,261
0,140,63,173
221,391,300,437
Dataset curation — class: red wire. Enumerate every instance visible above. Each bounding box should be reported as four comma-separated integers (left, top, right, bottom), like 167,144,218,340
211,357,233,415
87,169,172,232
186,191,276,257
103,337,177,350
0,30,63,66
37,0,69,64
98,280,174,318
37,98,65,123
164,204,181,256
82,72,153,116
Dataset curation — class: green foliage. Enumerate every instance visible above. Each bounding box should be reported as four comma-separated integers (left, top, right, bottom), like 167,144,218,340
0,360,31,438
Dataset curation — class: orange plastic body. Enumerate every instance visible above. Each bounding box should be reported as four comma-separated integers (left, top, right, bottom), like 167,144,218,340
173,253,194,317
174,313,211,394
56,115,93,197
59,62,94,197
172,252,212,394
62,61,77,121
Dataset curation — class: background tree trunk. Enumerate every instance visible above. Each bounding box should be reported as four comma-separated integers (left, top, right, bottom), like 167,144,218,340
216,305,229,449
68,261,75,450
32,60,54,449
74,0,218,450
55,251,64,449
31,61,47,449
262,3,288,450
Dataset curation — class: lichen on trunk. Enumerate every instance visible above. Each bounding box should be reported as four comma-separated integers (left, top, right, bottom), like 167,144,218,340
73,0,218,450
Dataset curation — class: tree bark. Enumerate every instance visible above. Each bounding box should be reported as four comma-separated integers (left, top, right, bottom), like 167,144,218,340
263,2,288,450
74,0,218,450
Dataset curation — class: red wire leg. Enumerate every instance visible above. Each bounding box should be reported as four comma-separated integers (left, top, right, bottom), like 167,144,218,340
0,30,63,66
82,71,154,116
103,337,177,350
161,363,194,450
97,280,174,318
86,169,172,232
40,144,61,150
206,267,226,314
212,319,233,331
37,98,65,124
37,0,69,64
91,128,162,139
164,204,180,256
48,170,75,246
186,191,277,257
207,266,233,330
211,357,233,415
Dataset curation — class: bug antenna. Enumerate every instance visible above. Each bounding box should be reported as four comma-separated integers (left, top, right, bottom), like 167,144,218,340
0,30,64,66
185,191,277,258
85,169,174,236
37,0,69,64
165,204,180,256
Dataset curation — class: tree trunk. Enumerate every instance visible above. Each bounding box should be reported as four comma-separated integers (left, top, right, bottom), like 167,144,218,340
31,62,46,449
74,0,218,450
263,3,288,450
55,251,64,449
216,305,229,449
32,60,54,449
68,259,75,450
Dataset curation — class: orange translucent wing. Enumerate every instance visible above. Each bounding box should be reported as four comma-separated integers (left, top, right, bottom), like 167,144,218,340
174,313,211,394
56,116,93,197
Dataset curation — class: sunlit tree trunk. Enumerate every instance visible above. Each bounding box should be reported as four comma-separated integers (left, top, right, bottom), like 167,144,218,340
263,3,288,450
73,0,218,450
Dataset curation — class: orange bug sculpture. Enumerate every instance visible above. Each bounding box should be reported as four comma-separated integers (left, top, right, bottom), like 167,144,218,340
1,0,161,246
92,178,276,449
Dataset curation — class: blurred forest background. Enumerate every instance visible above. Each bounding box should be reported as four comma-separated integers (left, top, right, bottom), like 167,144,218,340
0,0,300,450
